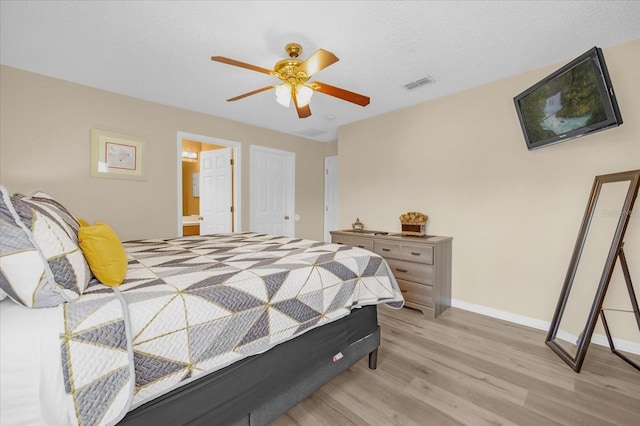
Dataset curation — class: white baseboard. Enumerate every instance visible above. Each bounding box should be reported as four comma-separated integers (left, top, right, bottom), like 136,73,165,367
451,299,640,356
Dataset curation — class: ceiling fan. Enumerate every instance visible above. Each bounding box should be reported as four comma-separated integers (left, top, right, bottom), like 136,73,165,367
211,43,370,119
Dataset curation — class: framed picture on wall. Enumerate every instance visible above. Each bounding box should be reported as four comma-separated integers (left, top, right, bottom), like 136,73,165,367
90,129,148,181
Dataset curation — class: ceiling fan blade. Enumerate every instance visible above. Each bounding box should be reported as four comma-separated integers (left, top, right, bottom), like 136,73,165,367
296,49,339,78
312,81,370,106
227,86,275,102
292,92,312,119
211,56,273,75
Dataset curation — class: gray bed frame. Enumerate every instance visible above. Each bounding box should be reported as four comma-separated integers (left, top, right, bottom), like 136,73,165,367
119,305,380,426
232,329,379,426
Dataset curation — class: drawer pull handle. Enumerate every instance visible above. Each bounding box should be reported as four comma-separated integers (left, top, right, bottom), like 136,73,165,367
395,268,408,273
400,289,407,293
382,248,391,252
358,245,365,248
410,252,421,256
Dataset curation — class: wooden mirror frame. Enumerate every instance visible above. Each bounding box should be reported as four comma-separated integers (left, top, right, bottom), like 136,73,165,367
546,169,640,372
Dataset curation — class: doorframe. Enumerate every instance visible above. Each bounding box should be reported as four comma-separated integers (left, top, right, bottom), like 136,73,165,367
176,131,241,236
249,144,295,237
324,155,338,242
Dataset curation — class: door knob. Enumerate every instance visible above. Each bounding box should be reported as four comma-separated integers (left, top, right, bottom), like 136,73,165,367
284,215,290,220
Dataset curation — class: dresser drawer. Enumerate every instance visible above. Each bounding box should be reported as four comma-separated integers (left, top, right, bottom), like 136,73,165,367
374,241,401,258
399,243,433,264
331,234,374,251
397,279,433,307
374,241,433,264
386,258,433,284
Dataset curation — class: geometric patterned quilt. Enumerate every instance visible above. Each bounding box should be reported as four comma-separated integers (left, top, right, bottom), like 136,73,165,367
59,232,403,426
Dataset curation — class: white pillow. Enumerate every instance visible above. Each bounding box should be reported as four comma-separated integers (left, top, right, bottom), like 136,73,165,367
0,187,89,308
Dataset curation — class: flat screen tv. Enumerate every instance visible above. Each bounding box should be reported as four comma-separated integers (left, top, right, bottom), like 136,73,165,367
514,46,622,151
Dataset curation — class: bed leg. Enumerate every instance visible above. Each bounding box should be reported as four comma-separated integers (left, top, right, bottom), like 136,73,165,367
368,348,378,370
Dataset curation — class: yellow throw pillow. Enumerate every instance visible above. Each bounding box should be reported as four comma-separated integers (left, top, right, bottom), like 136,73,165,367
78,221,127,286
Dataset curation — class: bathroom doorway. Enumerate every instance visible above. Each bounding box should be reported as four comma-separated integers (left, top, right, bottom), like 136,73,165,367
176,132,241,236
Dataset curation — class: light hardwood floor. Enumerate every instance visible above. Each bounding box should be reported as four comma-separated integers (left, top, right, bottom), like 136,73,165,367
272,306,640,426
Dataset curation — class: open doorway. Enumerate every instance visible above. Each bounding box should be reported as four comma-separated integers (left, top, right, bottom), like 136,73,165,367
176,132,241,236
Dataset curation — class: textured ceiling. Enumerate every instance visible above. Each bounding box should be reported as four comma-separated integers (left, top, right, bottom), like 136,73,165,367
1,1,639,142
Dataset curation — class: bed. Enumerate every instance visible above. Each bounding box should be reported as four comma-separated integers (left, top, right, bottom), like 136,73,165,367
0,188,404,426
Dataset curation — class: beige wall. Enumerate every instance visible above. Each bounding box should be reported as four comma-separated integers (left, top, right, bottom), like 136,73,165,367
1,40,637,346
324,140,338,157
339,40,640,344
0,65,331,242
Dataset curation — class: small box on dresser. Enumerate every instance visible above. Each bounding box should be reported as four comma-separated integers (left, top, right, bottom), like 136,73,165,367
331,230,452,318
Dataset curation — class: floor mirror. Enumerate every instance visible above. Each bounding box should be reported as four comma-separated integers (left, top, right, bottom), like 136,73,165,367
546,169,640,372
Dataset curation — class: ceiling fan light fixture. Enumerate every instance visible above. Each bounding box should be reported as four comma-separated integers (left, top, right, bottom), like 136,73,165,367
295,84,313,107
213,42,369,118
275,84,291,107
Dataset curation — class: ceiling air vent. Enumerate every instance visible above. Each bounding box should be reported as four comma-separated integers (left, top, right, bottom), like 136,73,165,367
404,76,435,90
296,128,327,137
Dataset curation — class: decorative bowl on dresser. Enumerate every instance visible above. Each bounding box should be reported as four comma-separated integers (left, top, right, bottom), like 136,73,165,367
330,230,452,319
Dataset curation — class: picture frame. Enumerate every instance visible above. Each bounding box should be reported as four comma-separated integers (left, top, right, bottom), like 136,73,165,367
91,129,148,181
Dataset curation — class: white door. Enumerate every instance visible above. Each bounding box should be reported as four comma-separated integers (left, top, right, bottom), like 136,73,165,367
324,156,338,242
200,147,232,234
250,145,295,237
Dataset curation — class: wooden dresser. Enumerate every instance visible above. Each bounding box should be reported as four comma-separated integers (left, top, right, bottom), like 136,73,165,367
330,230,452,318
